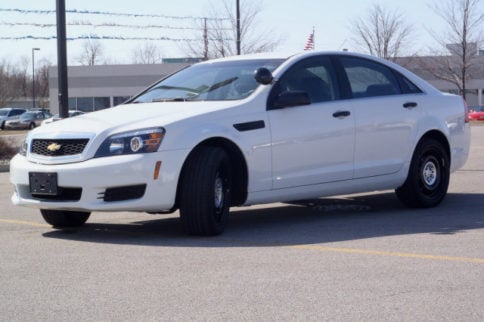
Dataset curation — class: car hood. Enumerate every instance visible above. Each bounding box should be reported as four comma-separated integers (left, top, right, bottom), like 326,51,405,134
29,101,239,138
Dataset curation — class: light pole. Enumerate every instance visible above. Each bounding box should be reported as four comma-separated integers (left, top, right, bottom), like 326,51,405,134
32,47,40,109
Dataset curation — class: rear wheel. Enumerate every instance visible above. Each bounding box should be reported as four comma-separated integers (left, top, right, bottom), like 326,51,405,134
396,138,449,208
29,122,36,129
179,146,232,236
40,209,91,228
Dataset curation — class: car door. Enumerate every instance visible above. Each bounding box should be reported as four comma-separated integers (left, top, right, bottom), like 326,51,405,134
336,55,423,178
267,55,355,189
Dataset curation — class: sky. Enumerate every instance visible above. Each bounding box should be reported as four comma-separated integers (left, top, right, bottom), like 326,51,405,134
0,0,478,67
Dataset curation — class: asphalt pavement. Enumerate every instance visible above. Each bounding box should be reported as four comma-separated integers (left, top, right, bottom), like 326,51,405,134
0,127,483,321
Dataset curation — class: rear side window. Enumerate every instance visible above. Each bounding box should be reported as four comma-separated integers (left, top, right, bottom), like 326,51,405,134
12,109,25,116
340,57,401,98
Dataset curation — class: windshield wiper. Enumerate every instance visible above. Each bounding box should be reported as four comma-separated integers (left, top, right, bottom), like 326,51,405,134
151,97,191,102
156,85,199,95
206,77,238,92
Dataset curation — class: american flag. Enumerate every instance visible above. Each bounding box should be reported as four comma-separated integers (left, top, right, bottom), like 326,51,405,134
304,28,315,51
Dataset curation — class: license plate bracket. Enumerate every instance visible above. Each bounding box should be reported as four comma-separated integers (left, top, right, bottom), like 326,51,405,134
29,172,58,195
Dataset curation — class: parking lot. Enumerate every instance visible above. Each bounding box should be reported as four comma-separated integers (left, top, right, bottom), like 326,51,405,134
1,126,483,321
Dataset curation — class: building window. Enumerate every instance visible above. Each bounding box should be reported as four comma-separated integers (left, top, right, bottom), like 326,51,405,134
68,98,77,110
94,97,110,110
113,96,131,106
77,97,94,112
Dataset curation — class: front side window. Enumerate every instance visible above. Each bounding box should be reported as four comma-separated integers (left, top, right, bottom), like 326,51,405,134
133,59,284,103
340,57,401,98
268,56,339,108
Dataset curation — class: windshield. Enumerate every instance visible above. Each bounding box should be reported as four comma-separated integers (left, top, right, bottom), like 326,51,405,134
20,112,36,119
0,110,8,116
132,59,284,103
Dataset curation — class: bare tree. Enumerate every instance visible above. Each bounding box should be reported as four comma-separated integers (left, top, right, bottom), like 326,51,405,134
0,60,17,107
77,39,104,66
186,0,280,59
36,59,51,102
350,4,414,61
131,43,163,64
0,58,51,108
420,0,484,99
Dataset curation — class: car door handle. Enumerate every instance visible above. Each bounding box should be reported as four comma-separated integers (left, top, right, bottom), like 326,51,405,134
332,110,351,118
403,102,418,109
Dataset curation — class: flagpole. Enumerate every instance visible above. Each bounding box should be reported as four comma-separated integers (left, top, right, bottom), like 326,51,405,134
312,26,315,50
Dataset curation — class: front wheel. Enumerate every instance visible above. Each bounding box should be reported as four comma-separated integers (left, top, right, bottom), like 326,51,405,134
179,146,232,236
40,209,91,228
29,122,36,129
396,138,450,208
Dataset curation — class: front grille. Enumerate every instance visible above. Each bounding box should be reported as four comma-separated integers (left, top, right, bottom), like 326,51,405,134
31,139,89,156
31,187,82,201
99,184,147,202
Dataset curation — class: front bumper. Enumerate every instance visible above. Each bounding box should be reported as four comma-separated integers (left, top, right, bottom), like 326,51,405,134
10,150,188,212
5,123,29,130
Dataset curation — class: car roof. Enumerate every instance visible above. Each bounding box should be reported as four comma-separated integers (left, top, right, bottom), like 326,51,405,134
0,107,26,110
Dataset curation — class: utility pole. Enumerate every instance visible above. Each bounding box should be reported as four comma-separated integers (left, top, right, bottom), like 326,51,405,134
31,47,40,109
56,0,69,118
203,18,209,60
236,0,241,55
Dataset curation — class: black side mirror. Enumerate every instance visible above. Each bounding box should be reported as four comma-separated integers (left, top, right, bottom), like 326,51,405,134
272,91,311,109
254,67,273,85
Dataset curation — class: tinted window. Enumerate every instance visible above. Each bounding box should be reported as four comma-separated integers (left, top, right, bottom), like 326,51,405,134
340,57,400,98
12,109,26,116
398,74,422,94
268,56,339,107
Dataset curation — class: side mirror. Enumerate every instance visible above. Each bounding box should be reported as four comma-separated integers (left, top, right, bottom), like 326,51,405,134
254,67,273,85
272,91,311,109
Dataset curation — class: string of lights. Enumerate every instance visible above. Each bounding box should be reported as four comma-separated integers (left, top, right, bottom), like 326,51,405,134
0,35,232,42
0,8,229,21
0,7,232,43
0,21,232,31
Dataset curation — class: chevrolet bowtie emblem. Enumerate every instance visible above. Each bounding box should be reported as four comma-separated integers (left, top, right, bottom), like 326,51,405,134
47,143,62,152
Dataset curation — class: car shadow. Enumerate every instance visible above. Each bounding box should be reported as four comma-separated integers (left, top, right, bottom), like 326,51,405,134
42,192,484,247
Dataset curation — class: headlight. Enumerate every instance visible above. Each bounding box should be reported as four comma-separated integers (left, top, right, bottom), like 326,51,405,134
94,127,165,158
19,139,28,156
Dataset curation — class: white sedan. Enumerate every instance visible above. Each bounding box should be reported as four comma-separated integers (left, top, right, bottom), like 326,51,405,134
10,51,470,235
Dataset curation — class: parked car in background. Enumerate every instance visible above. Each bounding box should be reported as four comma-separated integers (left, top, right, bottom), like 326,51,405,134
468,106,484,121
4,110,52,130
10,51,470,235
0,107,27,130
41,110,85,126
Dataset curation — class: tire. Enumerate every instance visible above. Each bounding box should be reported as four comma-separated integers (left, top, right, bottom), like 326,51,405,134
179,146,232,236
40,209,91,228
0,121,4,130
29,122,36,129
396,138,450,208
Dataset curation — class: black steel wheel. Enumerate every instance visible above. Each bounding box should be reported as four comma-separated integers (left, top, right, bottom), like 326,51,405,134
396,138,450,208
179,146,232,236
